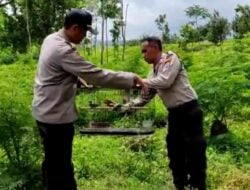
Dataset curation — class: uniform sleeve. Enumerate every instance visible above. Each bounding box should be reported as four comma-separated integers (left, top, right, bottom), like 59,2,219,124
126,88,157,107
144,53,181,89
61,46,135,89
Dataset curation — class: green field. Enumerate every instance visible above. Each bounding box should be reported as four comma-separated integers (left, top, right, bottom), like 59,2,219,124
0,38,249,190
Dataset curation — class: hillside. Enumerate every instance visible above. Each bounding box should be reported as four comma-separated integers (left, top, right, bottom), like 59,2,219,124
0,38,249,190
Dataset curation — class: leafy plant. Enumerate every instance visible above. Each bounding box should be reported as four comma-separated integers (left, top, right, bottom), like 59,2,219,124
0,48,16,65
195,67,249,128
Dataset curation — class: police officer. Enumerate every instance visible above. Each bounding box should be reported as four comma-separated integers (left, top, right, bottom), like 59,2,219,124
122,36,207,190
32,9,147,190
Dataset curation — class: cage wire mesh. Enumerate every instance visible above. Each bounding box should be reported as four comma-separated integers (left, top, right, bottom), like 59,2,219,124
76,87,156,130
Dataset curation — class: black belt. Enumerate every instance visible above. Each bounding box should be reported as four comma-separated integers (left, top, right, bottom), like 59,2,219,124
168,100,199,113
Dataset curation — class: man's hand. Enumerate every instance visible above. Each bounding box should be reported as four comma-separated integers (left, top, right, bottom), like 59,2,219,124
133,75,148,96
142,79,151,88
104,99,135,116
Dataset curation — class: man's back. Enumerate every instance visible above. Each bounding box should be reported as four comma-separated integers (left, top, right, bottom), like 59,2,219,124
32,30,79,124
32,29,136,124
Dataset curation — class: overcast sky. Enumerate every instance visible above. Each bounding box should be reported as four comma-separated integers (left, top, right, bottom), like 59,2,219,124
95,0,250,40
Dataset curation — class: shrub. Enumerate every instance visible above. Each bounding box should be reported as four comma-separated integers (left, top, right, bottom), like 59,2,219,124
0,48,16,65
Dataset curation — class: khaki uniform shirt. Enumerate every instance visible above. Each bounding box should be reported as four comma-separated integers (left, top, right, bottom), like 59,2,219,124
129,51,198,109
32,29,135,124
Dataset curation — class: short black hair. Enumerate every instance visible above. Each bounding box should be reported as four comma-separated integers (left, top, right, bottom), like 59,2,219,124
141,36,162,51
64,9,92,29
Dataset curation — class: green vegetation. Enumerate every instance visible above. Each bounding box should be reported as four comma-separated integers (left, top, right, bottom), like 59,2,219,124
0,1,250,189
0,37,249,189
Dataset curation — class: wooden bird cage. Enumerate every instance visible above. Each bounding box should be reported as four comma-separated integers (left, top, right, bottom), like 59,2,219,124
76,84,156,136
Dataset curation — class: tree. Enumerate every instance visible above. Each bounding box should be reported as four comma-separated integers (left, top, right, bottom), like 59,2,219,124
103,0,121,63
179,24,199,50
93,17,98,57
196,25,209,41
78,0,99,57
25,0,31,50
207,10,230,45
110,20,120,57
100,0,105,64
98,0,120,64
1,11,28,51
0,0,14,7
82,36,92,56
169,33,180,44
155,14,170,43
21,0,78,42
0,0,79,51
185,5,210,28
119,0,128,61
232,4,250,38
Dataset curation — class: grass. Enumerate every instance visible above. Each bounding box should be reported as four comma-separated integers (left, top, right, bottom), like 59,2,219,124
74,120,250,190
0,37,249,189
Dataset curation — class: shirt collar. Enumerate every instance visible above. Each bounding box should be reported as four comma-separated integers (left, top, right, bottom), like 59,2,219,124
154,53,167,73
58,28,77,49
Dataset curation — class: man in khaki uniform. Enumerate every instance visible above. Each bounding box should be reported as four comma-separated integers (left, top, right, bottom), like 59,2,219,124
114,37,207,190
32,9,147,190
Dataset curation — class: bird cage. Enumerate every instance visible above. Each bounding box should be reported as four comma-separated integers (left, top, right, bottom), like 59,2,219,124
76,84,156,136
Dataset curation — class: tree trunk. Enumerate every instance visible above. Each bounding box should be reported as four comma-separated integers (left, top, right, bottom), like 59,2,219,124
101,0,105,64
94,17,98,57
90,34,93,56
121,2,128,61
105,18,109,64
25,0,32,51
